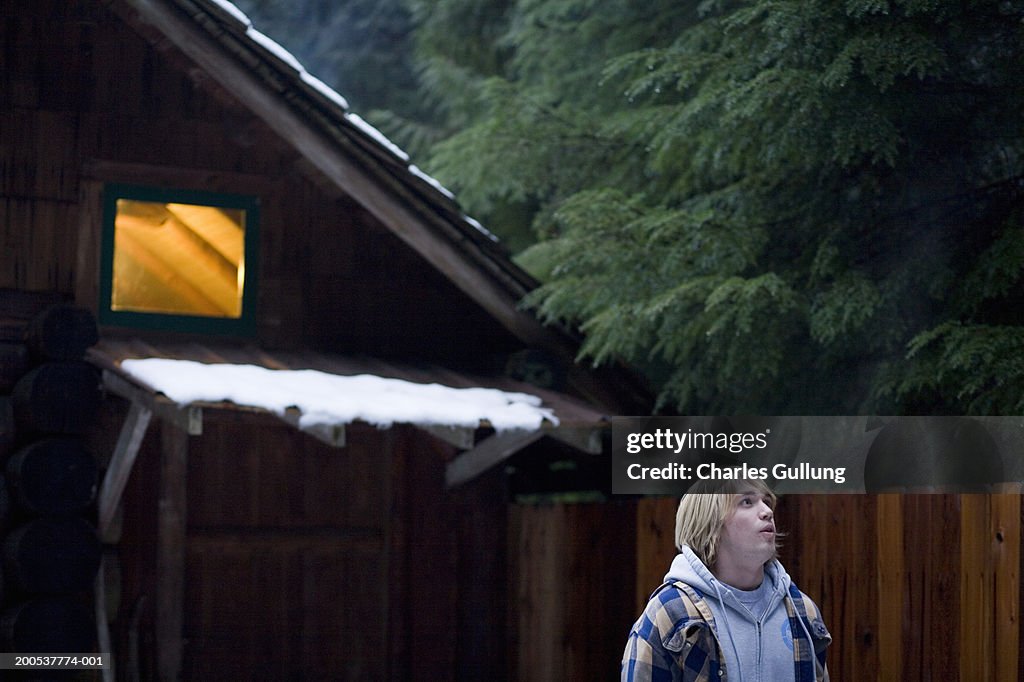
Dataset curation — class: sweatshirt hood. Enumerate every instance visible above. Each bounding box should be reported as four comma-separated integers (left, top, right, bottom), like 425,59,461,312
665,546,795,681
665,545,792,601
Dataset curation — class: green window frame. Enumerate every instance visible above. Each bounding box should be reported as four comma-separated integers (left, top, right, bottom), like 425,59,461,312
98,184,260,336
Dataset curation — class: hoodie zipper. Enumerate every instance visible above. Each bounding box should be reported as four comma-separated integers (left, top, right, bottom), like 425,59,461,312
756,621,762,682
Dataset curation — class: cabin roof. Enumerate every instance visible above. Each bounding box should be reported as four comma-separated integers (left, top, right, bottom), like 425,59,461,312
90,337,608,429
89,337,609,488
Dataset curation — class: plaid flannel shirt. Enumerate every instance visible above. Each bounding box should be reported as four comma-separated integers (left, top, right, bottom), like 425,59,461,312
621,580,831,682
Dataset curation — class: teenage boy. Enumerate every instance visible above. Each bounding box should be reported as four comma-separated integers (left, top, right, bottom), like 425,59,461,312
622,480,831,681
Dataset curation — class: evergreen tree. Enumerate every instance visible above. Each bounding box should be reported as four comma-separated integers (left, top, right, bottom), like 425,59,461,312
413,0,1024,414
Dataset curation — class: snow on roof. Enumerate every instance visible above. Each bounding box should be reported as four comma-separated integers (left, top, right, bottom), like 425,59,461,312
121,358,557,432
300,71,350,109
462,214,499,242
203,0,494,246
345,112,410,162
245,27,305,73
410,165,454,199
208,0,251,28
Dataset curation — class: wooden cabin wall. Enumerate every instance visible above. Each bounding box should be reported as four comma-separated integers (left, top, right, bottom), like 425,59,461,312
115,414,391,679
116,415,512,680
1,0,523,371
633,495,1023,681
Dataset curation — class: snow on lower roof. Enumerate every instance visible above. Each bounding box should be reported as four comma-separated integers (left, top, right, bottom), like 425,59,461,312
121,358,557,432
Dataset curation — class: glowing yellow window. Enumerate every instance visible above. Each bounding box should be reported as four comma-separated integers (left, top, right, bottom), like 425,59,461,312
100,186,259,334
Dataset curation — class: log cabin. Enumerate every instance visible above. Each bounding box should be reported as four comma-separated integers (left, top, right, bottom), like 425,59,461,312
0,0,650,678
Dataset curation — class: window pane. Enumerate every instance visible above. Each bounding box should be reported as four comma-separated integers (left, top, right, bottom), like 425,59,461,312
112,199,246,318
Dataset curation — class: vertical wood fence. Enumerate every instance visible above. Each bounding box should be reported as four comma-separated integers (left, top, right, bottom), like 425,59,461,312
509,501,637,682
512,495,1022,681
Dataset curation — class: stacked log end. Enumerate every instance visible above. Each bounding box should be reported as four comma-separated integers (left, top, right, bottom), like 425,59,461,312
0,292,102,655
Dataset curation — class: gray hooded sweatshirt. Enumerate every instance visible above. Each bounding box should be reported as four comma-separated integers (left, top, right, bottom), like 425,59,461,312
665,546,799,682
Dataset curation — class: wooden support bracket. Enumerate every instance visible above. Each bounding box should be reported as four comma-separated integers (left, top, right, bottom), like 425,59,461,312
103,370,202,435
546,425,605,455
98,400,153,542
446,429,545,489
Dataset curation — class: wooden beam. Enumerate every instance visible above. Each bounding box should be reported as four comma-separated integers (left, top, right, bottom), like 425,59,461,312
98,400,153,542
446,430,544,488
157,425,189,682
546,426,604,454
280,407,346,447
81,160,279,196
103,370,202,435
420,424,475,450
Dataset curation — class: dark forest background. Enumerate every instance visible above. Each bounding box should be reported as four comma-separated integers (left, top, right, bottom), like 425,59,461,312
234,0,1024,416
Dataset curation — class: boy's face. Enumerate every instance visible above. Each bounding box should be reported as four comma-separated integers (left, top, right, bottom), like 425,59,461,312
718,489,777,568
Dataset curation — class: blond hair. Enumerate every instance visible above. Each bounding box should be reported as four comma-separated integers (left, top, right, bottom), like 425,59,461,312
674,479,779,568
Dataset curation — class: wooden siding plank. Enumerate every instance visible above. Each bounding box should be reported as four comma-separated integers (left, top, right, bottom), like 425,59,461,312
832,495,879,678
635,497,678,614
386,428,410,680
76,179,103,312
961,495,994,681
876,494,903,678
904,495,960,680
992,494,1020,682
0,197,78,292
